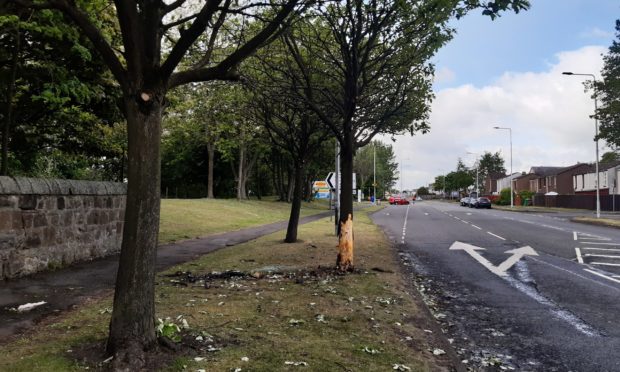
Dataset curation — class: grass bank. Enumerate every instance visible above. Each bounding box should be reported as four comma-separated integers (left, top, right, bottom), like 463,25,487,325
0,207,454,371
571,216,620,229
159,198,329,243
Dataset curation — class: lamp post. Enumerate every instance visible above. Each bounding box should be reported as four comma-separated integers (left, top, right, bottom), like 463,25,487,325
373,143,376,204
493,126,513,208
466,152,480,196
562,72,600,218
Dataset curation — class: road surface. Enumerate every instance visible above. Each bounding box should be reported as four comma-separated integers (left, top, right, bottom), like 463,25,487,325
372,200,620,371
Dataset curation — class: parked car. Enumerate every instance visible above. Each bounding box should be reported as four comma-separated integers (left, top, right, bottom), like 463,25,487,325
472,197,492,209
460,197,470,206
389,196,400,205
397,198,410,205
468,197,478,208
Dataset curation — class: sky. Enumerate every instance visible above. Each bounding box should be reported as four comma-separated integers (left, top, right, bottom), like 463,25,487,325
383,0,619,191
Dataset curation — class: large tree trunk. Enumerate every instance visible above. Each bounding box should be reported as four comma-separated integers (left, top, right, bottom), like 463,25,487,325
337,133,355,271
285,164,304,242
107,94,163,366
207,142,215,198
1,23,20,176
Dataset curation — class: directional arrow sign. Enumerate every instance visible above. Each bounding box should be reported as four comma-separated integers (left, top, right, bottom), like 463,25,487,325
326,172,336,189
449,241,538,277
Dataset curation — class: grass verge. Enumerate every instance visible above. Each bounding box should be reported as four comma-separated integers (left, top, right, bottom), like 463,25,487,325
0,207,454,371
159,198,329,243
571,216,620,229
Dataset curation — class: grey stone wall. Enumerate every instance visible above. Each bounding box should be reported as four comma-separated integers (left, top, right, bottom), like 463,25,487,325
0,177,126,279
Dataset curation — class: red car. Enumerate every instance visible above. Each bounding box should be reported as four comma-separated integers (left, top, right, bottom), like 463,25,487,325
389,196,410,205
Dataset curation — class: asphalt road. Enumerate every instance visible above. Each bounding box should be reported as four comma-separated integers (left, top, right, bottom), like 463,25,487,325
372,200,620,371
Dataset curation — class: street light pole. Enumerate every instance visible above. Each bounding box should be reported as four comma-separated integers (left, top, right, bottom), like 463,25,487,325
562,72,600,218
494,126,513,208
373,143,376,204
466,152,480,196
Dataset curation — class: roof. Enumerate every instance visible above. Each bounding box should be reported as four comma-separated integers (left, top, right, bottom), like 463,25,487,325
486,172,506,180
529,166,566,177
556,163,595,175
600,160,620,171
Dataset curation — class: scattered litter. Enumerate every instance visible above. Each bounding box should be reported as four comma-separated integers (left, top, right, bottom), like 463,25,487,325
392,364,411,371
433,348,446,356
404,336,412,341
375,297,393,305
99,307,112,314
234,327,244,331
315,314,327,323
309,303,316,306
232,369,242,372
288,319,305,326
434,313,446,319
197,369,206,372
102,356,113,364
15,301,47,313
218,302,225,306
448,338,454,344
241,357,249,362
284,361,308,366
394,322,401,326
195,336,204,341
362,346,380,354
206,345,221,352
194,357,205,362
181,319,190,329
423,329,433,333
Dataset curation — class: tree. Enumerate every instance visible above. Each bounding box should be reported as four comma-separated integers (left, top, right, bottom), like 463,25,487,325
274,0,527,271
477,151,506,193
354,140,398,199
601,150,620,164
432,175,446,195
417,186,429,195
595,19,620,148
11,0,304,367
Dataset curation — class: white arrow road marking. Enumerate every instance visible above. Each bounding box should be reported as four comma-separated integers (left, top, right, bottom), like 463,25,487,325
575,248,584,264
449,241,538,277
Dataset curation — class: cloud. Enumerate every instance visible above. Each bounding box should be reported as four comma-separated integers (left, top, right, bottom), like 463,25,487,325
384,45,607,190
434,67,456,84
580,27,614,40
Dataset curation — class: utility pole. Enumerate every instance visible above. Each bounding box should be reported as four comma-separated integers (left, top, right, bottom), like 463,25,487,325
335,141,340,235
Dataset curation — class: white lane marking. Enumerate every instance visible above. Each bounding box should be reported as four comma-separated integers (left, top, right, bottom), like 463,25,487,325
575,248,584,264
583,254,620,259
471,224,482,230
577,242,619,246
584,269,620,284
583,247,620,252
462,220,470,225
487,232,506,241
529,257,620,292
449,242,537,277
580,237,612,241
424,213,429,216
591,262,620,267
466,213,472,216
401,204,410,244
573,231,578,241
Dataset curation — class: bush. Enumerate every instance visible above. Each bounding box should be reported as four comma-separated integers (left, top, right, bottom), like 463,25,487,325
519,190,534,205
496,188,512,205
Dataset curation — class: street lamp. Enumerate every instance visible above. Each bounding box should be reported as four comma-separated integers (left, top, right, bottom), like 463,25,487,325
562,71,600,218
466,152,480,196
493,126,513,208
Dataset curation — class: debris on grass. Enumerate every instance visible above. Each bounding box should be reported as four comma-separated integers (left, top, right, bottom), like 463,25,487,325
284,361,308,366
392,364,411,371
288,319,305,326
433,348,446,356
241,356,249,362
12,301,47,313
362,346,381,354
98,307,112,314
315,314,327,323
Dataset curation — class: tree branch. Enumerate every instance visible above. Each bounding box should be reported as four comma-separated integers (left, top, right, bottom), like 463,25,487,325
168,66,239,88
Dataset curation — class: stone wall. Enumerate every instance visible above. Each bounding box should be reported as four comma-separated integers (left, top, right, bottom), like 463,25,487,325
0,177,126,279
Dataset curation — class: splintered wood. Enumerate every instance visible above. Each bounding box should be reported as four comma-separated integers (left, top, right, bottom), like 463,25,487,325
337,214,354,272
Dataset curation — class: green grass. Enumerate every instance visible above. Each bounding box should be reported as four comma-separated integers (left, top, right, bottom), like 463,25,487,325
1,204,447,371
159,198,329,243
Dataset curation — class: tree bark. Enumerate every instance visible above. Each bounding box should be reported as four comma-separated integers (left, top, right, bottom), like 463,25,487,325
285,164,304,242
106,94,163,365
237,144,245,200
336,132,355,271
206,142,215,198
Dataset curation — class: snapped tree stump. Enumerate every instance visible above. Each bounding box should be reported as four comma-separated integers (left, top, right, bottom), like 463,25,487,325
337,213,354,271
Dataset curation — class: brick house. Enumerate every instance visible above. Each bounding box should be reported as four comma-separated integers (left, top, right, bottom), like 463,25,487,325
512,172,537,194
555,163,594,194
526,166,566,194
483,172,506,195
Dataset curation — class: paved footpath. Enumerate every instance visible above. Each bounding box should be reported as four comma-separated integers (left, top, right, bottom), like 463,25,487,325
0,211,332,340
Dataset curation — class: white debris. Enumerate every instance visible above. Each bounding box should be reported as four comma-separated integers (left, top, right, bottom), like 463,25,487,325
194,357,205,362
392,364,411,371
433,348,446,356
362,346,380,354
16,301,47,313
181,318,190,329
241,357,249,362
284,361,308,366
315,314,327,323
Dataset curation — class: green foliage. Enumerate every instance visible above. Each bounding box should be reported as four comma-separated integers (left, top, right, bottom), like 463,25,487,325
417,186,430,195
354,141,398,198
519,190,534,203
601,150,619,164
595,20,620,148
497,188,512,205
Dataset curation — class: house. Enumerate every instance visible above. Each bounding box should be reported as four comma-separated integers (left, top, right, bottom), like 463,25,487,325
526,166,566,194
554,163,594,195
483,172,505,195
513,172,537,194
573,161,620,195
495,172,520,194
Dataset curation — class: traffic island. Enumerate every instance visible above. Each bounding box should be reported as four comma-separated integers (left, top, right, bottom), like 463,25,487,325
571,216,620,229
0,207,459,371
